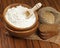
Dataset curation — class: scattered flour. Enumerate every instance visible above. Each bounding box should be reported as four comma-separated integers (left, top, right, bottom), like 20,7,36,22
5,5,36,28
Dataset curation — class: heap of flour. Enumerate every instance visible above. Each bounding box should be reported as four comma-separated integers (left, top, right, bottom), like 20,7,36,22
5,5,36,28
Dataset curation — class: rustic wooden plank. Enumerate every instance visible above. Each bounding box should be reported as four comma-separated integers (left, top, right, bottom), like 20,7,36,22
21,0,32,7
39,40,52,48
50,42,60,48
19,39,27,48
14,38,21,48
30,0,35,7
43,41,52,48
0,39,2,48
7,36,15,48
11,0,16,3
32,40,40,48
42,0,50,6
0,0,2,13
6,0,12,5
39,40,47,48
0,23,9,48
46,0,58,9
26,40,33,48
52,0,60,11
1,0,7,11
56,0,60,8
14,38,27,48
0,26,3,48
15,0,20,3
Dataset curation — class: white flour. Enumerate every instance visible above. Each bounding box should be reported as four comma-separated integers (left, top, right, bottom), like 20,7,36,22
5,5,36,28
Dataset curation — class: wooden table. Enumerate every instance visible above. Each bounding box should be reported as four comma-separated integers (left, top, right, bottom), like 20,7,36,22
0,0,60,48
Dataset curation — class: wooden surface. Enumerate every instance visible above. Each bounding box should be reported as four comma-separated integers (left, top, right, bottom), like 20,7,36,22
0,0,60,48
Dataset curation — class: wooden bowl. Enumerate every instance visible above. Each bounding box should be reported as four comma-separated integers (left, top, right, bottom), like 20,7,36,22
3,3,38,31
5,22,38,37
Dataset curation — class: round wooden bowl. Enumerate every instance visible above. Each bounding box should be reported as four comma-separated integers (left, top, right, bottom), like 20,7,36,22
5,22,38,37
3,3,38,31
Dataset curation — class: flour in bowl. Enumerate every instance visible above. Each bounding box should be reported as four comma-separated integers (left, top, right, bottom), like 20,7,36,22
5,5,36,28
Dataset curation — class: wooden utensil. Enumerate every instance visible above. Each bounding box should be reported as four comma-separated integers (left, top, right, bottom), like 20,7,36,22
25,3,42,18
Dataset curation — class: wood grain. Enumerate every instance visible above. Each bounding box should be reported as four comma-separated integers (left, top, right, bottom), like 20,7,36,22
0,0,60,48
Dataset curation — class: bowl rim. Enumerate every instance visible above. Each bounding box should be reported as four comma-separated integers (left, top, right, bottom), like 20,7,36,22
3,3,38,31
5,22,38,33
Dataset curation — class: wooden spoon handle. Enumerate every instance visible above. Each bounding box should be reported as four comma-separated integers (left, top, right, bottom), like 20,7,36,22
31,3,42,11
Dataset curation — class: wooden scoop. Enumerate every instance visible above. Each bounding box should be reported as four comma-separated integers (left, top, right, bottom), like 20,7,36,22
25,3,42,18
